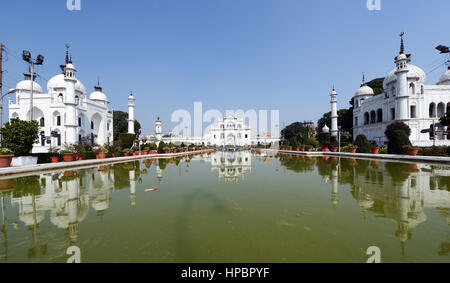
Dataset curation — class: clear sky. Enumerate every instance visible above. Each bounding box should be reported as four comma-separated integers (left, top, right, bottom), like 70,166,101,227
1,0,449,136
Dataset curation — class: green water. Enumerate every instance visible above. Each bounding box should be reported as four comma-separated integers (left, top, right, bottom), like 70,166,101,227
0,151,449,263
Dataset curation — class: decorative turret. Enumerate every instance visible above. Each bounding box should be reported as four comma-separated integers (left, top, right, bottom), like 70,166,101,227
155,117,162,141
395,32,410,120
330,87,338,137
63,45,78,145
128,91,135,134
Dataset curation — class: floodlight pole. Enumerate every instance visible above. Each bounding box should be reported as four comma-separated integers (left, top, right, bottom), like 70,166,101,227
28,62,34,122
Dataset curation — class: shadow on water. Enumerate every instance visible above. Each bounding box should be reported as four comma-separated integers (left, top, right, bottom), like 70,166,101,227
175,187,227,262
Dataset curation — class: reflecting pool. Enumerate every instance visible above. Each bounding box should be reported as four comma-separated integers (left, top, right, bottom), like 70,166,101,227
0,151,449,263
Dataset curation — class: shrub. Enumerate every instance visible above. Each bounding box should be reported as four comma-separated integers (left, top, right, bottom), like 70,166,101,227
355,135,371,153
0,119,39,156
149,143,157,151
60,150,74,154
387,130,411,154
119,133,135,149
0,148,12,155
157,142,166,154
385,122,411,141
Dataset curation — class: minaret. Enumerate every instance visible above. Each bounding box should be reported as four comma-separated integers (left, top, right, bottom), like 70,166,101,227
330,87,338,137
395,32,410,120
64,47,78,145
128,92,135,134
155,117,162,141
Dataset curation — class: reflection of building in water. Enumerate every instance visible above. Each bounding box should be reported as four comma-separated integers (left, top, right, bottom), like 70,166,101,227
6,165,125,247
348,161,450,252
210,151,252,183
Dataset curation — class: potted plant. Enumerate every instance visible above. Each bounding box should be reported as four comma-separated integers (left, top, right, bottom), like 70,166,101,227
407,146,420,156
60,150,75,162
97,148,108,159
348,144,357,153
371,146,380,154
0,148,14,168
48,146,60,163
306,145,312,152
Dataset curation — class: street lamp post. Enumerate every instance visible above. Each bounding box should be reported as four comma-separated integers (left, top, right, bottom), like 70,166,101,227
22,50,44,122
0,88,17,145
338,126,342,152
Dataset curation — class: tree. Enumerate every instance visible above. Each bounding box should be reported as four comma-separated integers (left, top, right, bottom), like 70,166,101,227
366,78,384,96
354,134,371,153
317,108,353,135
1,119,39,156
440,110,450,127
113,111,141,140
157,141,166,154
385,122,412,154
281,122,319,147
119,133,135,149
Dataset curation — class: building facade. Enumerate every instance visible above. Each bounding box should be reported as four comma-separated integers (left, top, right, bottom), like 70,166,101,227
8,48,114,152
353,36,450,146
208,116,252,147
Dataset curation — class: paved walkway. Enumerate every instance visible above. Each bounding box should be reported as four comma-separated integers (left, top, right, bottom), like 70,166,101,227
0,149,214,178
253,148,450,164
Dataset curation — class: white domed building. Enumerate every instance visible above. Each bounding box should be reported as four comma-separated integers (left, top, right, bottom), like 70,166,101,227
353,36,450,146
8,48,114,152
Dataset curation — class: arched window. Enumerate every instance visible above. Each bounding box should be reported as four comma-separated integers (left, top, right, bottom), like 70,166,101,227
58,93,63,103
429,103,436,118
409,83,415,95
40,117,45,127
437,103,445,117
410,105,417,118
391,87,396,97
370,111,376,124
354,117,358,127
364,112,369,125
377,109,383,123
75,95,79,105
91,121,94,130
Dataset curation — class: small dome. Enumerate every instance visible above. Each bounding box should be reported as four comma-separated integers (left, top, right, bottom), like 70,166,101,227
89,86,108,101
65,63,75,70
322,125,330,133
15,79,43,93
396,54,407,60
354,84,374,97
437,68,450,85
383,64,426,89
47,74,87,94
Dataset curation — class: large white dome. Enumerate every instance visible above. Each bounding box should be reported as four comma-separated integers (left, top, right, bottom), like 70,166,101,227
438,68,450,85
15,79,43,93
47,74,87,94
383,64,426,89
354,84,374,97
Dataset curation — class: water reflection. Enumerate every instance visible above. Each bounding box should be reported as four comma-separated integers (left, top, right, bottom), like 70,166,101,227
0,151,449,262
276,153,450,258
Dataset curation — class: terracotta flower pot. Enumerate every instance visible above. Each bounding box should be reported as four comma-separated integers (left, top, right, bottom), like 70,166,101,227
97,152,107,159
63,153,75,162
301,147,305,151
295,147,300,151
0,155,14,168
407,147,419,156
331,147,338,152
307,148,312,152
165,150,171,154
371,147,380,154
123,152,129,156
50,156,59,163
349,148,357,153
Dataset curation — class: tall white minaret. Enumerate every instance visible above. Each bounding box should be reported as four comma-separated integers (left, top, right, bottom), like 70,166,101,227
155,117,162,141
395,32,409,121
128,92,135,134
64,48,78,145
330,87,338,137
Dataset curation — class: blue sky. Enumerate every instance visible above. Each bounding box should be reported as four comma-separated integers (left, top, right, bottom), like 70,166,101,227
1,0,449,136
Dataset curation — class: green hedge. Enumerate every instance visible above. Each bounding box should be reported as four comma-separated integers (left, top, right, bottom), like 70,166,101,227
119,133,135,149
